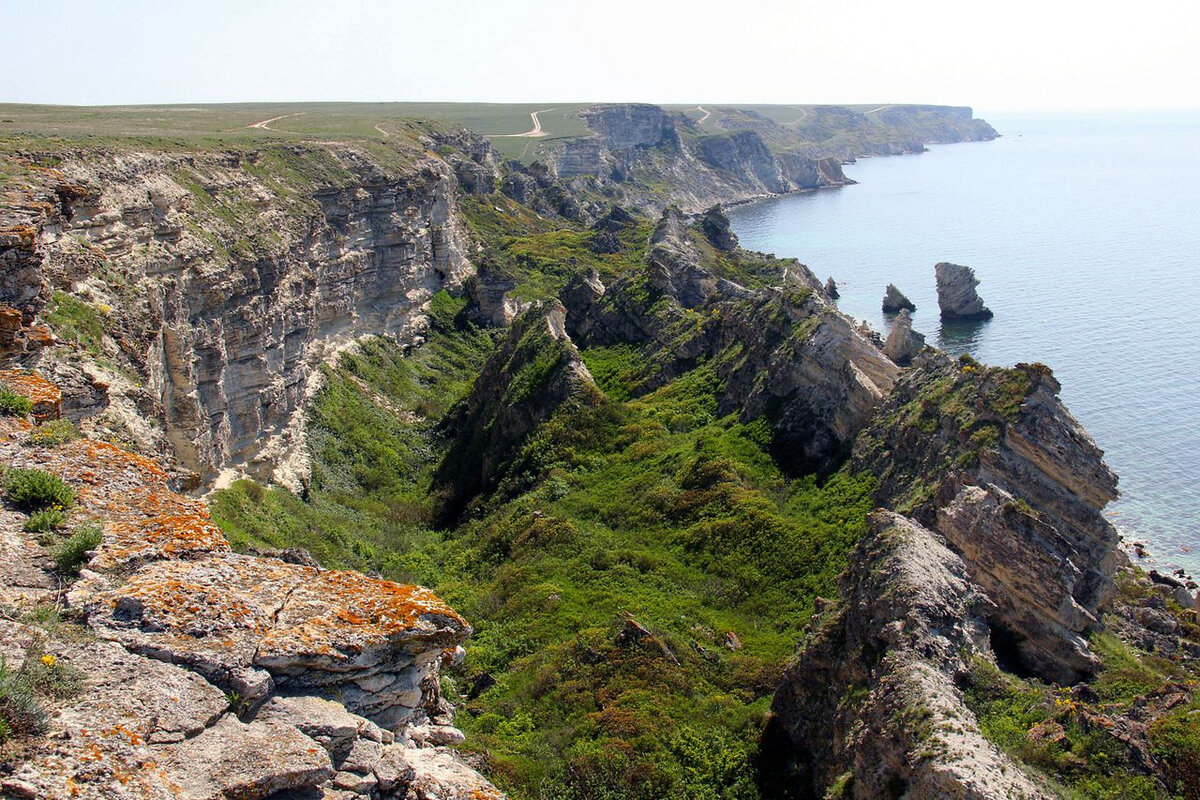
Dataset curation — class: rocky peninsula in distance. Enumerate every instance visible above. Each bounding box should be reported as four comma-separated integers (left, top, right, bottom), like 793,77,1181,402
0,100,1196,800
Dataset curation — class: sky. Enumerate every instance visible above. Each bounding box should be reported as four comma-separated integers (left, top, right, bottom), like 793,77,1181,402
4,0,1198,113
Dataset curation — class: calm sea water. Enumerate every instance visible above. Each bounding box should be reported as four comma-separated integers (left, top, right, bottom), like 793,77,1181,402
727,112,1200,575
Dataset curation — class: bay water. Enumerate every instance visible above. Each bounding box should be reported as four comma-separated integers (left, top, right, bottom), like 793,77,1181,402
727,112,1200,575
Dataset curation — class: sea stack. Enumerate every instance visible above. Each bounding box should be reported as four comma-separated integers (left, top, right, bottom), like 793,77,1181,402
825,277,840,300
935,262,993,320
883,309,925,365
881,284,916,313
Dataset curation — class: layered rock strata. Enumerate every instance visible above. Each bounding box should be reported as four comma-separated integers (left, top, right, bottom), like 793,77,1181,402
1,137,490,487
851,354,1124,683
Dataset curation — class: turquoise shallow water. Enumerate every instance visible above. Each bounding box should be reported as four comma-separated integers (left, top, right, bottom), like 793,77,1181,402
726,112,1200,575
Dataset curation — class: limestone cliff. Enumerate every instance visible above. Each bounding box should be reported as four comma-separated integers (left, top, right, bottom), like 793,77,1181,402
851,354,1124,683
769,511,1052,799
0,132,492,489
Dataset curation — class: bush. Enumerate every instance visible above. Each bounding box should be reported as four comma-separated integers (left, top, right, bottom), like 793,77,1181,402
0,384,32,417
3,468,75,512
52,523,102,575
23,507,67,533
1149,707,1200,799
0,657,48,741
29,419,79,447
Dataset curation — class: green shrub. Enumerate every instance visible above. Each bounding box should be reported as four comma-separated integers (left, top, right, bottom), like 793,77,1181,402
29,419,80,447
0,657,48,741
1149,706,1200,799
0,384,32,417
3,468,75,511
23,507,67,533
52,523,102,575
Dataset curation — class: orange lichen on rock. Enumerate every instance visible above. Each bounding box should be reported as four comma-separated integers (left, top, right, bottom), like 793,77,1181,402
0,368,62,421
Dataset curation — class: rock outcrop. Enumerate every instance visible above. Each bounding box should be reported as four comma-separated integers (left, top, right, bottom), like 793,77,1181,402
770,511,1051,799
882,308,925,365
563,207,899,475
851,354,1123,683
824,276,839,300
881,283,916,313
1,136,492,488
699,205,738,251
0,376,504,800
435,301,599,522
935,262,993,320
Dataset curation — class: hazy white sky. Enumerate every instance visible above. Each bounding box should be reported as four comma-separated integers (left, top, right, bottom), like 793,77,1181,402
5,0,1198,112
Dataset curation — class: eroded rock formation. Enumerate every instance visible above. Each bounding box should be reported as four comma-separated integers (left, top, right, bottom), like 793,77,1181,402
882,283,916,313
882,308,925,365
770,511,1053,798
935,262,993,320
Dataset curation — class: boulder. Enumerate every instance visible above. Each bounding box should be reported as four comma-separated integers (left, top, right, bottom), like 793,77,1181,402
935,262,993,320
881,283,916,313
882,309,925,365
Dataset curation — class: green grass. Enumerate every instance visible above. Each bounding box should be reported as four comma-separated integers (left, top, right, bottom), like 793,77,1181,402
44,291,108,356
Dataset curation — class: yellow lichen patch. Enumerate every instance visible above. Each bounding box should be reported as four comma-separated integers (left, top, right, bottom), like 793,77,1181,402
259,569,470,663
91,513,230,571
0,368,62,421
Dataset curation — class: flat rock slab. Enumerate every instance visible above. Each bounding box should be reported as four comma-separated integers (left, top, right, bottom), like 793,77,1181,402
76,553,470,694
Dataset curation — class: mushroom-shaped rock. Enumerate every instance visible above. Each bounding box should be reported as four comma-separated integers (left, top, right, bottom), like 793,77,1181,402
881,284,916,313
935,262,993,320
882,309,925,366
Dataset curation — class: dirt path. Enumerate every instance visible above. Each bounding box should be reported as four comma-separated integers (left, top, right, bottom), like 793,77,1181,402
374,122,390,138
493,108,556,138
863,105,895,115
787,108,808,125
244,111,307,131
696,105,711,124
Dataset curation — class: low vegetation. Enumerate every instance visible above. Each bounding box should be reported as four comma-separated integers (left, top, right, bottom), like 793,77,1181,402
3,468,75,512
28,419,79,448
51,523,102,576
0,384,33,417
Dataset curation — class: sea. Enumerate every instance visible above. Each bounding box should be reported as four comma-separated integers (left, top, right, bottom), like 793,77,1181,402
726,112,1200,576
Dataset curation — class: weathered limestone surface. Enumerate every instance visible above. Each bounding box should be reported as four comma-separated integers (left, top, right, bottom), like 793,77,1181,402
851,354,1123,682
0,376,504,800
771,512,1052,799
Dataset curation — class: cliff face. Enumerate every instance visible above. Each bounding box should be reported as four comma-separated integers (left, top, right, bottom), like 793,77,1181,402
543,105,856,214
535,103,996,215
0,134,492,487
770,511,1052,799
850,354,1123,683
0,374,503,799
